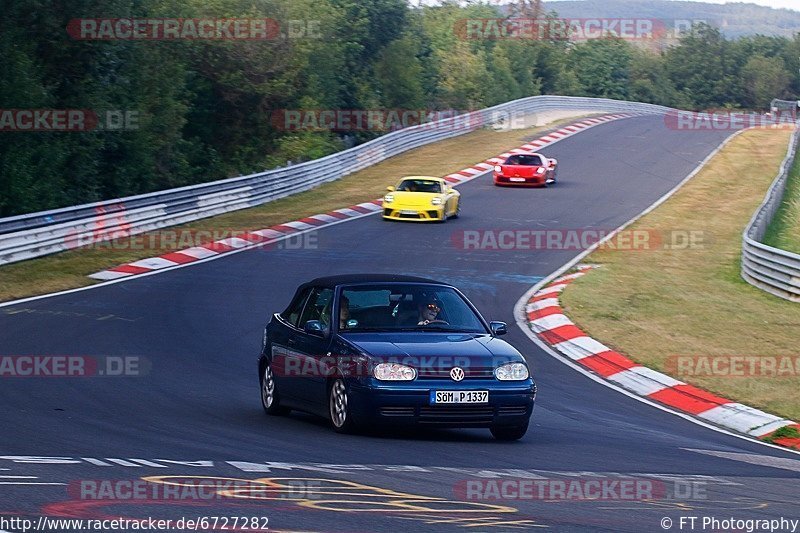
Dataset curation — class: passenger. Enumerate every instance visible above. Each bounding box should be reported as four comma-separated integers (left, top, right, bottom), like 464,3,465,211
339,295,351,330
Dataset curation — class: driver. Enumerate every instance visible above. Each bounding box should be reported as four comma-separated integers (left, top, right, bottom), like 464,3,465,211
417,297,443,325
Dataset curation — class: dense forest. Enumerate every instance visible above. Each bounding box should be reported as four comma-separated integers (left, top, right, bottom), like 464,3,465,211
1,0,799,217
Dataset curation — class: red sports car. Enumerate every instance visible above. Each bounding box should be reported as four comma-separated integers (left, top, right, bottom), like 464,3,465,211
493,153,558,187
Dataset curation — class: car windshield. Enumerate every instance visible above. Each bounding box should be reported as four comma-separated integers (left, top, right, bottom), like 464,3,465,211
339,284,486,333
504,154,543,166
396,179,442,193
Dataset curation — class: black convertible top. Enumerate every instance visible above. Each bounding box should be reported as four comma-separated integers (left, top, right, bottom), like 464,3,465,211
300,274,443,289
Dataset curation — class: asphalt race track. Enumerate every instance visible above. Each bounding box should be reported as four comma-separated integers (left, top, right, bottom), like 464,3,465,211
1,115,799,532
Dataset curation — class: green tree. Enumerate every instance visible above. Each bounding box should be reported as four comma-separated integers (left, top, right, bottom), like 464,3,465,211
665,24,743,108
374,35,426,108
741,55,790,109
567,38,633,100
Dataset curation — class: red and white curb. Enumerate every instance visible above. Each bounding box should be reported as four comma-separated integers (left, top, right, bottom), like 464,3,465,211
89,113,635,280
89,201,384,280
526,265,800,450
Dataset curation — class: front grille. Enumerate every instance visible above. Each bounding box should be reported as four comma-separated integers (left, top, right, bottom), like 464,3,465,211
427,210,439,218
384,209,393,216
418,405,495,423
497,405,529,416
416,368,495,380
380,406,415,417
398,213,421,219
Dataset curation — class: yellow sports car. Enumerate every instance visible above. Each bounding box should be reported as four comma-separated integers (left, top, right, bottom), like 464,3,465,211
382,176,461,222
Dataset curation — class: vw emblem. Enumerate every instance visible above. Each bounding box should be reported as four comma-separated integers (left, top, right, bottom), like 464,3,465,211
450,367,465,382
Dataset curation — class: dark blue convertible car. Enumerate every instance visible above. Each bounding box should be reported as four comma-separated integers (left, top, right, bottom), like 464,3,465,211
258,275,536,440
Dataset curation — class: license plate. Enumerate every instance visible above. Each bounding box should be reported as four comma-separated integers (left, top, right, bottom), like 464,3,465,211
430,390,489,404
510,177,526,182
400,210,418,215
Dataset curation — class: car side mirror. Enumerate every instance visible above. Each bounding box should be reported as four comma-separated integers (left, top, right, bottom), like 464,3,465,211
490,321,508,336
386,186,395,192
304,320,325,336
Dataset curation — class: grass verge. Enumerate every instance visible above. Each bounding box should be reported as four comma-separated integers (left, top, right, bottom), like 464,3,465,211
560,128,800,422
763,140,800,254
0,112,595,303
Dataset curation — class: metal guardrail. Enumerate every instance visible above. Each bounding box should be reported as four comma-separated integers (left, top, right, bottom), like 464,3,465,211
0,96,673,265
741,126,800,302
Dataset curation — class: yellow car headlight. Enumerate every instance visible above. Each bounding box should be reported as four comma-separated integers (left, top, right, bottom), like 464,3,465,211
431,197,443,206
384,194,394,203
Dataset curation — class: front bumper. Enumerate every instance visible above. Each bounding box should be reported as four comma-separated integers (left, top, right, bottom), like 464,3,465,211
494,173,547,186
383,207,445,221
348,379,536,428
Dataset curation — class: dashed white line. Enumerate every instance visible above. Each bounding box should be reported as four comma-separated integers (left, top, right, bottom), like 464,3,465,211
0,482,65,485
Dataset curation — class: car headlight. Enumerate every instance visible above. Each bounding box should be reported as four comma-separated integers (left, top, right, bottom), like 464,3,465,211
431,197,443,206
494,165,502,173
536,167,546,175
262,327,268,350
373,363,416,381
384,194,394,203
495,363,529,381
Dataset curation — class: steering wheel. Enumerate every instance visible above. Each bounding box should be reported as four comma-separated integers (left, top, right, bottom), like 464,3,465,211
423,319,449,325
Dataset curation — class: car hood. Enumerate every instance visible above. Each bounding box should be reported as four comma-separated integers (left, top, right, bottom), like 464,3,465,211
388,191,442,208
342,332,523,366
499,164,542,177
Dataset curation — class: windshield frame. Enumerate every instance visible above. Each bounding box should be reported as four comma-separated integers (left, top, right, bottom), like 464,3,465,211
504,154,543,166
396,179,444,194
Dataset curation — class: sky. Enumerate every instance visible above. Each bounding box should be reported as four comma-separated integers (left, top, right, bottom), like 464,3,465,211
410,0,800,13
567,0,800,11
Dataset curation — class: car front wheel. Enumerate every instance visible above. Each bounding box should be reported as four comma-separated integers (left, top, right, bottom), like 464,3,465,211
261,363,290,416
490,422,529,441
329,378,357,433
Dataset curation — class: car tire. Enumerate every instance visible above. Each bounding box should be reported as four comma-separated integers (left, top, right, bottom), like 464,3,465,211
261,362,290,416
452,199,461,219
329,378,357,433
490,422,529,441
